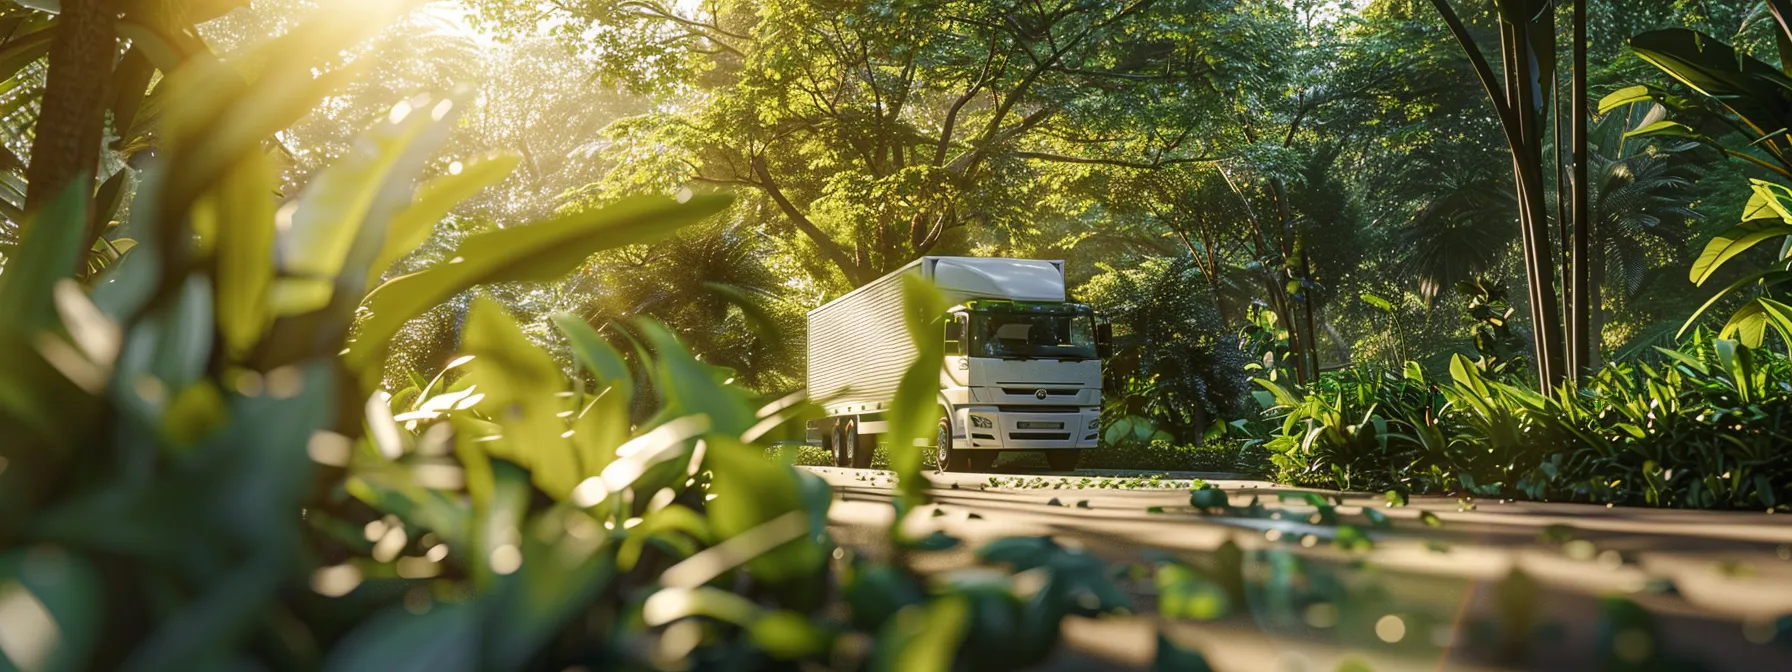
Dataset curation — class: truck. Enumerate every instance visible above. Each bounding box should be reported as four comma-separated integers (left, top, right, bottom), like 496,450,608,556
805,257,1109,472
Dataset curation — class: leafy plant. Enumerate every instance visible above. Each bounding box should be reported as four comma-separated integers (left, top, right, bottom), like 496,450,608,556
0,6,1151,670
1252,337,1792,509
1604,9,1792,349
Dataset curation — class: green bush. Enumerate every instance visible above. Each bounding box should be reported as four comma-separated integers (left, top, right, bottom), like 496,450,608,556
1077,439,1268,475
1082,257,1251,442
1255,337,1792,509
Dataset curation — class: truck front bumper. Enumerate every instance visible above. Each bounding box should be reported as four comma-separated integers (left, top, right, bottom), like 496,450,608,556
955,407,1099,450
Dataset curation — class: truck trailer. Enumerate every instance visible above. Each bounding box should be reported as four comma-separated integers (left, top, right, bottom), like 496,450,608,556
805,257,1108,472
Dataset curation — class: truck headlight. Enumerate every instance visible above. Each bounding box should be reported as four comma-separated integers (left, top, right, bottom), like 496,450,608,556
969,415,993,429
1087,418,1099,430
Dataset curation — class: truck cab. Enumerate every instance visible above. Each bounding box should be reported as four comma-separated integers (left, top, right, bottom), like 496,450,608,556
939,300,1105,471
804,257,1108,472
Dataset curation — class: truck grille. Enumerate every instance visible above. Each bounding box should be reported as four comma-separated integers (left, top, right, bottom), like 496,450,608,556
1009,432,1071,441
1001,388,1080,397
995,405,1080,413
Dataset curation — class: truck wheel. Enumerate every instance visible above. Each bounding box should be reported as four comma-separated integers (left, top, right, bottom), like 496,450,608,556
934,417,961,472
830,420,850,468
1045,451,1079,472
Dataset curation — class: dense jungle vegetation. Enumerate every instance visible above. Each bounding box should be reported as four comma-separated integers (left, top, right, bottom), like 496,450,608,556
1,0,1790,669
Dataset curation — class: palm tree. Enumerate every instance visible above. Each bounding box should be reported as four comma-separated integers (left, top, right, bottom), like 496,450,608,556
1396,111,1702,363
1581,108,1702,363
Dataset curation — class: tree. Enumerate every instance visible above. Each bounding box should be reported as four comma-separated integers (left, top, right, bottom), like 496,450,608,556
1423,0,1593,389
474,0,1269,289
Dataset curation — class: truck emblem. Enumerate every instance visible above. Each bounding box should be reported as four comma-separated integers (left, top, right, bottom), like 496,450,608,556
1034,389,1048,400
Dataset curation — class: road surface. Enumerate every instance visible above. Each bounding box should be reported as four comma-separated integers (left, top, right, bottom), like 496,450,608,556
804,466,1792,671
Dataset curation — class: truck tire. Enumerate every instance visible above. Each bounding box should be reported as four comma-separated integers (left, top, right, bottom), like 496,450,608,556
1045,451,1079,472
934,416,963,472
835,418,873,469
830,420,849,468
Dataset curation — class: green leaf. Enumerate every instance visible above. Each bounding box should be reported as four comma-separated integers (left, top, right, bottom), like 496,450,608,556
1597,85,1654,114
1719,301,1770,349
0,179,90,331
1679,269,1792,338
322,603,477,672
553,314,633,406
750,611,829,659
211,149,277,358
877,597,970,672
0,548,104,672
1630,29,1792,142
369,153,521,279
1759,298,1792,346
1360,292,1393,312
1362,506,1391,528
1742,180,1792,222
1190,488,1229,510
269,91,463,317
1152,631,1213,672
887,274,949,504
346,194,730,373
1622,120,1712,143
1156,563,1228,620
156,1,420,214
1419,511,1443,527
456,298,575,495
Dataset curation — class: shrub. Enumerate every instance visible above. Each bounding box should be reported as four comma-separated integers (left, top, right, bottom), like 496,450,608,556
1254,337,1792,509
1081,257,1251,442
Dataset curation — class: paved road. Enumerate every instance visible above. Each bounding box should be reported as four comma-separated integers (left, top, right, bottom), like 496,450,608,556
804,466,1792,671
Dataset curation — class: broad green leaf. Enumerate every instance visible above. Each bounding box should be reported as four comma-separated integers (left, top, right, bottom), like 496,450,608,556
1756,298,1792,345
1630,29,1792,140
704,437,826,584
270,91,462,316
887,274,948,504
553,313,634,405
1679,269,1792,338
0,548,104,672
1622,120,1710,143
322,603,477,672
637,318,753,434
369,153,521,279
156,1,420,213
1691,219,1792,284
457,298,575,496
0,179,89,331
1359,292,1393,312
1597,85,1654,115
1719,301,1769,349
1156,563,1227,620
212,149,277,358
1742,180,1792,222
880,596,970,672
346,194,730,374
0,22,53,85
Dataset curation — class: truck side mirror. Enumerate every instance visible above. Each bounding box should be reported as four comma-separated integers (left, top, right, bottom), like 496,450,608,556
943,316,965,354
1095,323,1113,359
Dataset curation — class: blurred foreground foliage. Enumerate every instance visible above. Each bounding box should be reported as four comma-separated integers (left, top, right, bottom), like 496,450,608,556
0,5,1155,670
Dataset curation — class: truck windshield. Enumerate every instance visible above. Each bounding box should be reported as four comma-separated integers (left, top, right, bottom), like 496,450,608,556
970,311,1096,360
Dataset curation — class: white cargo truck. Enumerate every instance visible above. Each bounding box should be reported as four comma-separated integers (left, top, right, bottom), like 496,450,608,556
805,257,1109,472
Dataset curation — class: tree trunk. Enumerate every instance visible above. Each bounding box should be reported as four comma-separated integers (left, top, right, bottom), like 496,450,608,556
1569,0,1593,379
27,0,115,244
